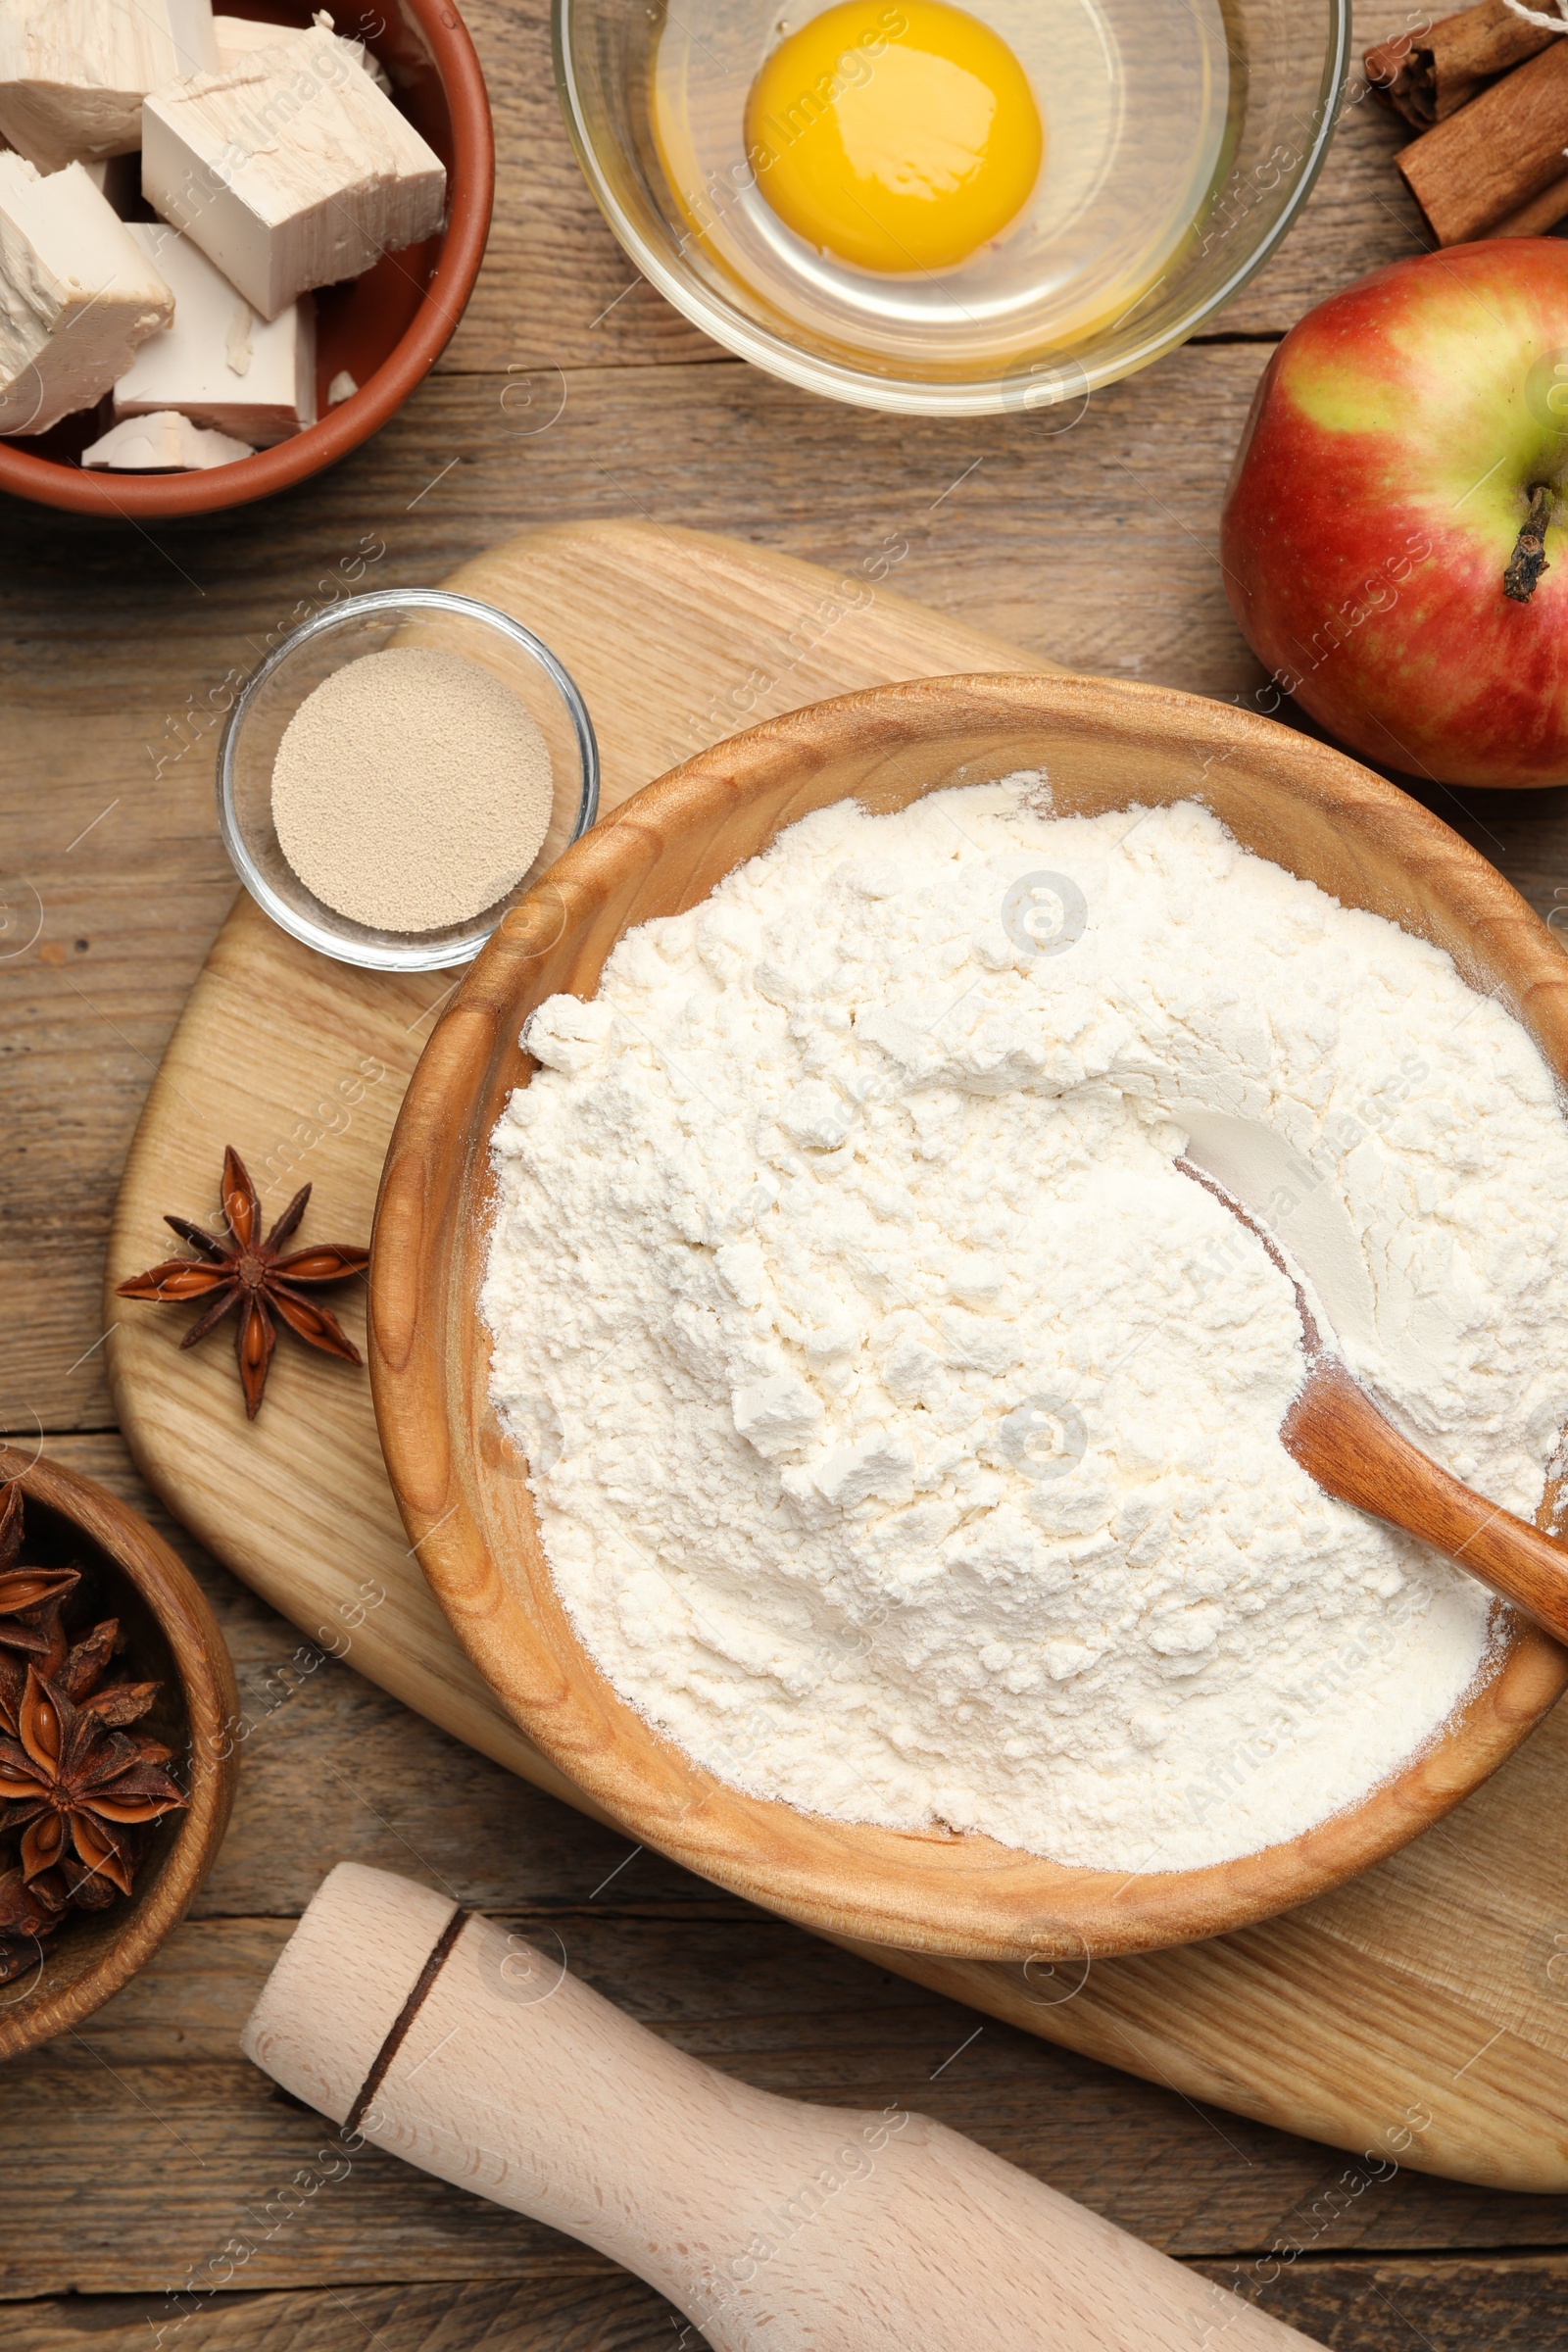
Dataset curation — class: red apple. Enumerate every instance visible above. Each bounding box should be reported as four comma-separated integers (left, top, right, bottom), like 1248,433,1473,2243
1221,238,1568,789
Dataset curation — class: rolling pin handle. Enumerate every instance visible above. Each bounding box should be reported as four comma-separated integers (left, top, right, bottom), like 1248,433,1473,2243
242,1863,1320,2352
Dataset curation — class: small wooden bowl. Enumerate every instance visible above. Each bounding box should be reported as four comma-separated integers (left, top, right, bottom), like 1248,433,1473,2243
0,0,493,519
370,673,1568,1962
0,1446,238,2057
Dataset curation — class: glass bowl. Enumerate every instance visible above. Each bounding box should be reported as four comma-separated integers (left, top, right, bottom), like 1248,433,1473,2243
554,0,1351,416
218,590,600,973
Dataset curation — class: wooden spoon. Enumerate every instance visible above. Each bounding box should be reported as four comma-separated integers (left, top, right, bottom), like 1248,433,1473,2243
1178,1158,1568,1649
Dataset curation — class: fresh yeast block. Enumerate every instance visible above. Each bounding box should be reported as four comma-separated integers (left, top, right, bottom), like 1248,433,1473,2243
142,23,445,319
213,14,391,93
83,409,252,469
116,221,317,446
0,156,173,434
0,0,218,171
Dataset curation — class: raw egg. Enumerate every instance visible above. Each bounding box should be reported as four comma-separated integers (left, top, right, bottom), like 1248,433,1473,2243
744,0,1044,275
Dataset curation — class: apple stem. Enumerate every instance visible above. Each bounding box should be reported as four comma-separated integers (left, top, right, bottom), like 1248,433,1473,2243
1504,484,1553,604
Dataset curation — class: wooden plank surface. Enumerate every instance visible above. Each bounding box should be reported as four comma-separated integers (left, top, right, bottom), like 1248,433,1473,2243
7,0,1568,2339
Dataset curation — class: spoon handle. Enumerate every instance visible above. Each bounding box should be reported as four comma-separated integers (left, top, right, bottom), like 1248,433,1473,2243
1285,1360,1568,1648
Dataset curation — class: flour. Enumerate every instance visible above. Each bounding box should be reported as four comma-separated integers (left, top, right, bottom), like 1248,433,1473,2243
481,786,1568,1869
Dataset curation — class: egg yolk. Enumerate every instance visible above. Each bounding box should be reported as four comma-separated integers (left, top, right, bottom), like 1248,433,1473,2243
744,0,1043,275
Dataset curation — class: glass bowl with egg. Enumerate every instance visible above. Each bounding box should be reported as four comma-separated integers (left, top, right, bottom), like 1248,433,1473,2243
555,0,1350,415
218,589,600,972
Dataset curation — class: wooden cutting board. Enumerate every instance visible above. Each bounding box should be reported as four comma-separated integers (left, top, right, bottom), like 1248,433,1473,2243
106,519,1568,2194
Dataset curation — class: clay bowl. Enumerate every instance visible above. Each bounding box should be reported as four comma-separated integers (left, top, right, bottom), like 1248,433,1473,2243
369,672,1568,1963
0,0,493,519
0,1446,238,2057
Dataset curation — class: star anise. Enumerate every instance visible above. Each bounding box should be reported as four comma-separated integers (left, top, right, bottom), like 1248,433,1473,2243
0,1664,186,1899
0,1481,77,1680
0,1483,192,1976
0,1862,66,1981
116,1145,369,1418
0,1611,129,1741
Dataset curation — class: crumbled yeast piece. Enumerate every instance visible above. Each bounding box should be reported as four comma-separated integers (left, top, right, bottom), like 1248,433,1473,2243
0,156,173,434
0,0,217,170
115,221,317,448
142,22,446,320
213,13,391,93
82,409,254,470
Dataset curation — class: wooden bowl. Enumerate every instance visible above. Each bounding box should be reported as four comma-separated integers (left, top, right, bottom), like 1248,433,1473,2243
0,0,493,519
370,672,1568,1962
0,1446,238,2057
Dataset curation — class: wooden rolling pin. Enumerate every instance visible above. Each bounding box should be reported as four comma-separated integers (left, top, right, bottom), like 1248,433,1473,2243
243,1864,1317,2351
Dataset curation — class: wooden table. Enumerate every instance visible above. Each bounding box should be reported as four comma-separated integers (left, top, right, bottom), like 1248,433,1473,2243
5,3,1568,2342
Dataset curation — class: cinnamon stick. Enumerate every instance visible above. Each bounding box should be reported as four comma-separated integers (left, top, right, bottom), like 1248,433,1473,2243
1491,163,1568,231
1366,0,1556,127
1396,34,1568,240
